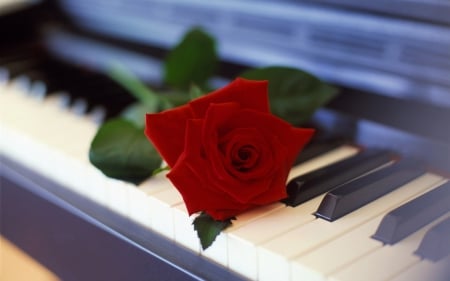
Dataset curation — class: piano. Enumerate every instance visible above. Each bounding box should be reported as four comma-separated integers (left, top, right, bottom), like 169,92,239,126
1,0,450,280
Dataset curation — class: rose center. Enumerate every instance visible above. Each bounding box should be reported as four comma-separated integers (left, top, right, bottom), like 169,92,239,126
232,145,258,172
238,147,251,160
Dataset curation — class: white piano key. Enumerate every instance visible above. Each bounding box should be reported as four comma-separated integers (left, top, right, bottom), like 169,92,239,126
257,173,445,281
227,195,324,280
84,168,109,207
147,185,183,239
173,203,201,253
15,99,97,195
294,215,384,281
329,212,450,281
106,179,133,217
287,145,359,181
127,175,171,230
290,174,447,281
389,255,450,281
5,73,449,281
201,202,284,266
224,145,360,279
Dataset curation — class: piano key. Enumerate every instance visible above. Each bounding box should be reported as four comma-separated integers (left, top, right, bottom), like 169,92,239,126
1,58,42,77
29,80,47,99
414,216,450,262
287,145,359,181
204,145,361,272
0,67,8,85
295,137,350,164
71,97,89,115
257,173,445,281
228,195,325,280
202,202,284,266
3,62,449,281
147,185,184,239
173,203,201,253
291,213,385,281
291,174,445,281
284,148,396,206
1,84,100,197
372,181,450,245
389,255,450,281
329,213,450,281
224,144,360,279
105,179,133,217
127,174,172,230
315,160,426,221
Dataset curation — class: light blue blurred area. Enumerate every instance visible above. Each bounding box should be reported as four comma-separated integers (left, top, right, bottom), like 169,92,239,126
52,0,450,108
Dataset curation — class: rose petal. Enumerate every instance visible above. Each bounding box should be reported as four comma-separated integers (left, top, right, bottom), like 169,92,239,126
168,119,252,218
225,109,315,165
189,78,269,117
169,161,254,219
206,205,257,221
220,128,275,180
145,104,193,167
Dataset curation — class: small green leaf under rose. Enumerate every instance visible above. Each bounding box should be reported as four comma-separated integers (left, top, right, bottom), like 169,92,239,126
89,118,162,185
240,66,338,126
193,212,233,250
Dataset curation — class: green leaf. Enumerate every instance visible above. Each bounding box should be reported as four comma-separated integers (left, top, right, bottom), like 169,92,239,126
161,91,192,108
193,212,232,250
89,118,162,184
189,84,204,100
152,166,170,176
240,66,338,126
164,28,218,90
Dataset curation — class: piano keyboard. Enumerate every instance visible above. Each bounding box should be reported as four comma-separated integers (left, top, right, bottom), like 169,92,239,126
1,62,450,281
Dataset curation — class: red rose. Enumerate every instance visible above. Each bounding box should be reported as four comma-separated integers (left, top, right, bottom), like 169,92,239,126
145,78,314,220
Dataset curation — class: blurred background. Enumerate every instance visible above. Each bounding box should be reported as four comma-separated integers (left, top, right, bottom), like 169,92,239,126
1,1,450,280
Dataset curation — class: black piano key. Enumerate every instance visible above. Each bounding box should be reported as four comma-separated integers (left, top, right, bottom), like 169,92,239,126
2,59,44,78
372,182,450,245
415,216,450,262
295,138,350,164
283,148,396,206
315,160,426,221
32,61,131,118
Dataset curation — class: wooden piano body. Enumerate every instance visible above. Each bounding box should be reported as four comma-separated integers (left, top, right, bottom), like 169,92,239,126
1,0,450,280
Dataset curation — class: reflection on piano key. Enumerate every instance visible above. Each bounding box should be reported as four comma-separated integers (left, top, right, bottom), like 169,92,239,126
414,216,450,262
290,174,445,281
390,255,450,281
329,213,450,281
202,202,284,266
258,174,445,281
315,160,426,221
372,181,450,245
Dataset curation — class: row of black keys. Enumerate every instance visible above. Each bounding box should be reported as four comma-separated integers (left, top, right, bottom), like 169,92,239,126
285,147,450,262
0,48,136,121
2,49,449,263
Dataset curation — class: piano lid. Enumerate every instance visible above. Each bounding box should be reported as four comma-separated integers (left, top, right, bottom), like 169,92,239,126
49,0,450,109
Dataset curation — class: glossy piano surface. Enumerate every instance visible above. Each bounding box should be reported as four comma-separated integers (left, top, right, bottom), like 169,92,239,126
1,1,450,281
